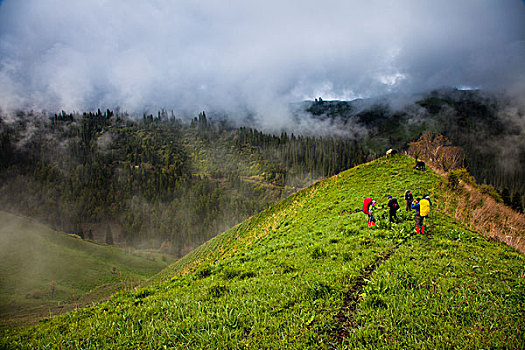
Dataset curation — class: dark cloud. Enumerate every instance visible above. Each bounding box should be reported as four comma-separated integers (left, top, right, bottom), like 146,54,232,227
0,0,524,124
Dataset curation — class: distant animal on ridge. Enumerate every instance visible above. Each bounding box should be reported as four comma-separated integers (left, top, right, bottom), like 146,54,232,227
414,161,425,170
386,149,397,157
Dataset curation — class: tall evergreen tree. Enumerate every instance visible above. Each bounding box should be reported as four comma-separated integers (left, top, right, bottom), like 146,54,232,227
87,229,94,241
105,224,114,245
511,191,524,213
501,187,511,206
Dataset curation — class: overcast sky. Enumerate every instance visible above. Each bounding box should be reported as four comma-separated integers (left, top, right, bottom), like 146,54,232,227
0,0,524,122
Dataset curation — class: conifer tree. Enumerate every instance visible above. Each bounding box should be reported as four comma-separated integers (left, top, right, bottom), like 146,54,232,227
511,191,524,213
501,187,511,206
105,224,114,245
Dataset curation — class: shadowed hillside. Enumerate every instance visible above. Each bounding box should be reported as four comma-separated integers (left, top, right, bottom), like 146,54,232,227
2,155,524,349
0,212,170,330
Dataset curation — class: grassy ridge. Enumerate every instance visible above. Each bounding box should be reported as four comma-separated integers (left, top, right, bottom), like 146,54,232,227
2,155,524,349
0,212,169,329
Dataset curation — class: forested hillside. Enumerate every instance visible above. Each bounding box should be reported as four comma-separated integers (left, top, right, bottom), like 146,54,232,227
0,110,370,256
0,89,523,257
304,89,525,206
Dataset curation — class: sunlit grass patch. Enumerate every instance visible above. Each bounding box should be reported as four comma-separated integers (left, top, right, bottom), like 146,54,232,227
2,155,524,349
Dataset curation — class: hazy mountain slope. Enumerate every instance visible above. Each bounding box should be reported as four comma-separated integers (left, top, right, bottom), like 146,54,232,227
2,156,524,349
0,212,168,329
0,112,365,256
302,89,525,206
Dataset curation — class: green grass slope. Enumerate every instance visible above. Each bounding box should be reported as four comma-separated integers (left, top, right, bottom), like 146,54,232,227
0,212,169,329
2,155,524,349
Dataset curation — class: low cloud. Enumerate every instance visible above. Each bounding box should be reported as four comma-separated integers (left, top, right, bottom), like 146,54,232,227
0,0,524,128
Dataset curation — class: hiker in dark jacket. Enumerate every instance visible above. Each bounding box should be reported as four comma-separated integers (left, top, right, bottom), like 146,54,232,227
387,195,399,223
404,190,413,211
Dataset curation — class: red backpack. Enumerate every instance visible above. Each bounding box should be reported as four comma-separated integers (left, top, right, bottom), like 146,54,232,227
363,198,373,214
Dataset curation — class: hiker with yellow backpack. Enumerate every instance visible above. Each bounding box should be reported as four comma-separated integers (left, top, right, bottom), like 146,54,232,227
411,195,432,234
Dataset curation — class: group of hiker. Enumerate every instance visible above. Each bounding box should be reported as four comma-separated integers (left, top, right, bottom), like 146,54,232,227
362,190,432,234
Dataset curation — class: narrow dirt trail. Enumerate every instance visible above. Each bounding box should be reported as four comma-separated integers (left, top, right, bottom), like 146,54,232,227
333,245,399,345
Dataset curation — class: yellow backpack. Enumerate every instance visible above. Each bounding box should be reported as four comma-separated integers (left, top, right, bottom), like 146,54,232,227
420,198,430,217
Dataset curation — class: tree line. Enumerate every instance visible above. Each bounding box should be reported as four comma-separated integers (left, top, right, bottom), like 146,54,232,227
0,110,371,256
1,90,523,256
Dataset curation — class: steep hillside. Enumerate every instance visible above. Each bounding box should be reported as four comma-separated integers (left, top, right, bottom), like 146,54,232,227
2,156,524,349
0,212,169,329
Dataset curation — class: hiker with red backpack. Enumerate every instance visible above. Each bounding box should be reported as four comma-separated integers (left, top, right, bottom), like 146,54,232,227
411,195,432,234
363,198,376,227
387,195,400,223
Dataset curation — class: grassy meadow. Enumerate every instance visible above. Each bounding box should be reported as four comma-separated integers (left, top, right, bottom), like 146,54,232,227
1,155,524,349
0,212,170,329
